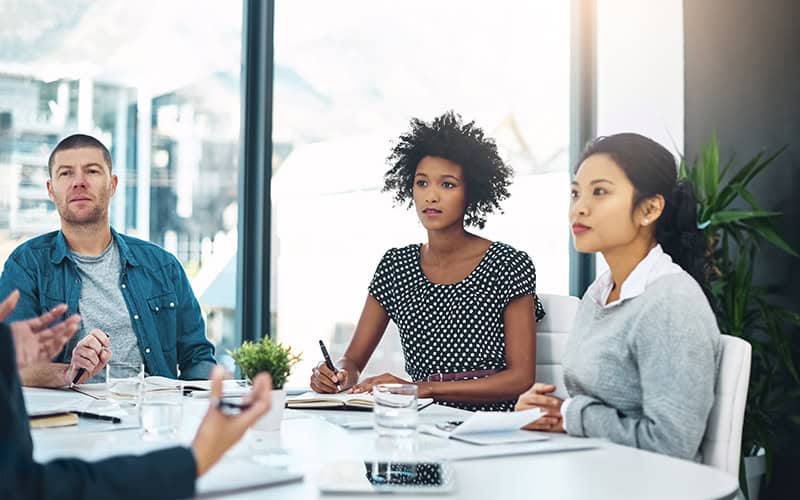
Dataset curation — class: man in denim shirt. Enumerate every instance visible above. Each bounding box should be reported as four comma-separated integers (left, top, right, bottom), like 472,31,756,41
0,134,215,387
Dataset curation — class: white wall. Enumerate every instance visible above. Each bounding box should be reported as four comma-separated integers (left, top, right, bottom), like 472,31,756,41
593,0,684,274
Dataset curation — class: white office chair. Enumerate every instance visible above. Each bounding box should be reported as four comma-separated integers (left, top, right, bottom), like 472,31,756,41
701,334,752,478
535,294,580,399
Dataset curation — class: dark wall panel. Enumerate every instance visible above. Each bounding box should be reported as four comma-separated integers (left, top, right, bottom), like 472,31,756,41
684,1,800,498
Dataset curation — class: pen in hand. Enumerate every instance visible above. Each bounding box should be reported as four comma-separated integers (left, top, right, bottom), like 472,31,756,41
216,400,252,416
71,331,111,386
318,340,341,392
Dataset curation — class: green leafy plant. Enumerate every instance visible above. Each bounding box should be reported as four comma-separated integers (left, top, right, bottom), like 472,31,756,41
228,337,301,390
679,135,800,496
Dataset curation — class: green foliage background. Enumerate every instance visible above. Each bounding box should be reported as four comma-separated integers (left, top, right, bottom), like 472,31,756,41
680,136,800,496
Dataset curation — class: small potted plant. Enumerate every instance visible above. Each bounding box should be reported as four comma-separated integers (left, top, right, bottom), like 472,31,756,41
228,337,301,431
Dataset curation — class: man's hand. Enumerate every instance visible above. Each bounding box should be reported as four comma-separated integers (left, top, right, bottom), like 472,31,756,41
0,289,20,322
2,290,81,370
192,366,272,476
66,329,112,385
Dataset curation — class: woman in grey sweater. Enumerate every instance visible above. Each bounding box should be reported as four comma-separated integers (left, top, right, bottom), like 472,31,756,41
516,133,721,461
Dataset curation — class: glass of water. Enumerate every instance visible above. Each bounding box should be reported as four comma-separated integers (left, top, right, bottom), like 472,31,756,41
139,380,183,440
106,361,143,386
373,383,419,437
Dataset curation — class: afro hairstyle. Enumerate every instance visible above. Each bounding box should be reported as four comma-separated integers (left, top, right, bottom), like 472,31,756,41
383,111,512,229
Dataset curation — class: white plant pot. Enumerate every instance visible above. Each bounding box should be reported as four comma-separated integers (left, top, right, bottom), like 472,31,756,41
253,389,286,432
743,448,766,500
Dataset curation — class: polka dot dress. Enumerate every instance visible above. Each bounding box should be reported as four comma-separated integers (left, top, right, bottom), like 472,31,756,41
368,241,545,412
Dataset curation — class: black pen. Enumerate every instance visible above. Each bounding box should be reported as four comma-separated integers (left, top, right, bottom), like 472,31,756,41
318,340,341,391
418,400,435,412
217,400,251,415
73,411,121,424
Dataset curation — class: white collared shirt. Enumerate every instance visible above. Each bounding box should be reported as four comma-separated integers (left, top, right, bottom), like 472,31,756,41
586,244,684,309
561,244,684,432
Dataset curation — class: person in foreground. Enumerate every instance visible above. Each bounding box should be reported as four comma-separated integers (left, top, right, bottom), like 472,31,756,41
0,289,272,499
0,133,216,388
516,133,721,461
310,111,544,411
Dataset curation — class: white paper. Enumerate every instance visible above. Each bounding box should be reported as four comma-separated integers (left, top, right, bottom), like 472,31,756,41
419,408,547,445
186,380,251,398
452,408,543,435
422,438,602,461
196,461,303,497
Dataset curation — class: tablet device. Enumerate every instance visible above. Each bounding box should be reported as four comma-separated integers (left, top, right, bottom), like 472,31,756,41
317,460,455,494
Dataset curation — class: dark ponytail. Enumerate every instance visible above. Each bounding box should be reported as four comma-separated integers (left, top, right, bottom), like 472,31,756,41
656,179,706,287
578,133,707,289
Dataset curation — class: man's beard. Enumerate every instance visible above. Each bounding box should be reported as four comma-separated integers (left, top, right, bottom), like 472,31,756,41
60,204,107,227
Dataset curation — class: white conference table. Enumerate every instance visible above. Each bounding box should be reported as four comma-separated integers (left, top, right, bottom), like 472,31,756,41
26,387,739,500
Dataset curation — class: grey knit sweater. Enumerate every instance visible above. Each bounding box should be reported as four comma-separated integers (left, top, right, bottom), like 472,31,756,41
562,272,721,461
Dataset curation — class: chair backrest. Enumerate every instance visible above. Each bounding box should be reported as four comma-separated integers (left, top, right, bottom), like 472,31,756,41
535,294,580,399
701,334,752,477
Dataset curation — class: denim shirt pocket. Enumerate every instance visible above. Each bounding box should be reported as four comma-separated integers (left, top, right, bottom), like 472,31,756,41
42,273,68,314
42,292,75,362
147,292,178,352
42,295,66,315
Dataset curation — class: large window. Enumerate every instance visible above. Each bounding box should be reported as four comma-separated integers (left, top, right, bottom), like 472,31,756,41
0,1,243,367
272,1,572,386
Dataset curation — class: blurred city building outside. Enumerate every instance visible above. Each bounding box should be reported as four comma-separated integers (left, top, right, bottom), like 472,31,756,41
0,1,573,386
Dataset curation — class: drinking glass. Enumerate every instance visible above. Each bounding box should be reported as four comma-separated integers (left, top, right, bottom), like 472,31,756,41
373,384,418,437
106,361,143,386
139,380,183,439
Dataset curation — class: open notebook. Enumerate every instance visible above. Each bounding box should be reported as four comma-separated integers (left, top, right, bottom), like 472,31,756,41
286,391,434,411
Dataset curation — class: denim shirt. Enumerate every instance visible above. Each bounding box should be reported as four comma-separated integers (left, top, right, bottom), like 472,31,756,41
0,229,215,380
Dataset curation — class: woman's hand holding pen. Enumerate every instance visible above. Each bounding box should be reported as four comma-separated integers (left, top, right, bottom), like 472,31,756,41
192,366,272,477
310,360,353,393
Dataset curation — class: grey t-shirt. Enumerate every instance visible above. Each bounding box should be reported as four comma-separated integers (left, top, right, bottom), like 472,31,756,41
72,240,144,382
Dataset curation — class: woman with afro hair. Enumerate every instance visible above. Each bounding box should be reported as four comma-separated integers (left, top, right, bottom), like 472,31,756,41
310,111,545,412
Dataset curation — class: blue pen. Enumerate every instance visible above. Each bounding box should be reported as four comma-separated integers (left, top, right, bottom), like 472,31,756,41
318,340,341,391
